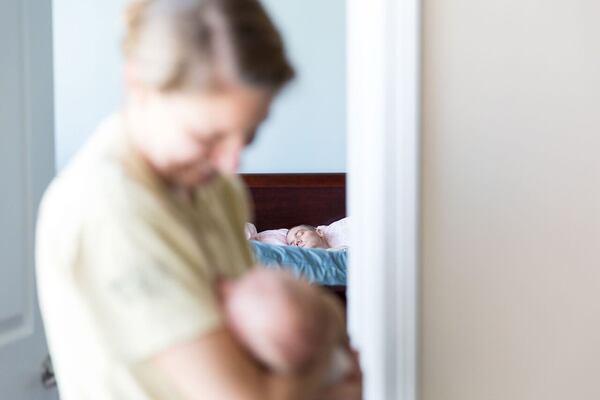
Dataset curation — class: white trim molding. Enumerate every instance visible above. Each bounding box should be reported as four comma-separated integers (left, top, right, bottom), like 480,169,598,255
347,0,421,399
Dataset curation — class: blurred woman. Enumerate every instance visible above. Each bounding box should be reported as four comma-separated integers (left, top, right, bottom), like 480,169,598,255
36,0,360,399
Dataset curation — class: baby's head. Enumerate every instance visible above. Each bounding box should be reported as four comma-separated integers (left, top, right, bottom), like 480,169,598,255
287,225,329,249
220,269,330,372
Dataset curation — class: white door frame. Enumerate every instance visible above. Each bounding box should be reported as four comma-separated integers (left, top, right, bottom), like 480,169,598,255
347,0,422,399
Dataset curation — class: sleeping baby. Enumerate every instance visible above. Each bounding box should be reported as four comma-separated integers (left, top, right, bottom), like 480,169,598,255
245,217,350,249
286,225,329,249
218,268,354,384
287,224,349,251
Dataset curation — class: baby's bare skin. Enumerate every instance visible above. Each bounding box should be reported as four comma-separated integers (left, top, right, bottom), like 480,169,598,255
219,269,347,375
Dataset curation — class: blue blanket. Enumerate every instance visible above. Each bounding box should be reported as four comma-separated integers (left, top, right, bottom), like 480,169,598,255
249,241,347,286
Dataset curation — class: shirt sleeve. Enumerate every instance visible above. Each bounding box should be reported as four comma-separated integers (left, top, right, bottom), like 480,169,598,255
77,199,223,363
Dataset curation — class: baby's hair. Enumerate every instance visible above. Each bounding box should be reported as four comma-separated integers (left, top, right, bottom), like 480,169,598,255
292,224,317,231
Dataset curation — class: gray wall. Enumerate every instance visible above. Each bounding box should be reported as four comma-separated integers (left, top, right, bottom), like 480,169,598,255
421,1,600,399
53,0,346,172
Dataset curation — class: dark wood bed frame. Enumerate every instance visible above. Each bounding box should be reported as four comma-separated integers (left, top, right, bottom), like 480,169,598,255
241,173,347,304
241,173,346,232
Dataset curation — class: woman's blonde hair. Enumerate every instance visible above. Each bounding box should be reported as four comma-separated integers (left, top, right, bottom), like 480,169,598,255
123,0,294,92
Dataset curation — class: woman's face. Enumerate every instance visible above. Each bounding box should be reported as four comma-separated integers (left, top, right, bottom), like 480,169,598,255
129,82,273,188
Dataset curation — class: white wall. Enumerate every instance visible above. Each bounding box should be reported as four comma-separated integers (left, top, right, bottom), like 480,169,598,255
53,0,346,173
421,1,600,399
243,0,346,173
53,0,126,172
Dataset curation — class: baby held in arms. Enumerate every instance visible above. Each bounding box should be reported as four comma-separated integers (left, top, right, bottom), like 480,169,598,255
219,269,354,384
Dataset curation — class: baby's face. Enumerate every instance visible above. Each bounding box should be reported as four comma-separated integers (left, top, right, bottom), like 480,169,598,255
287,225,328,249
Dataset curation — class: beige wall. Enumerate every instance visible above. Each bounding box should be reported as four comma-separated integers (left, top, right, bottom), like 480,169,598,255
421,1,600,399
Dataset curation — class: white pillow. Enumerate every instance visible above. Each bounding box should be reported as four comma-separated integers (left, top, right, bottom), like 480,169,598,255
317,217,350,249
244,223,258,240
255,228,289,246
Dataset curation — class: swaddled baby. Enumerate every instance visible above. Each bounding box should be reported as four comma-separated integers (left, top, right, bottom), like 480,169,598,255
219,268,353,384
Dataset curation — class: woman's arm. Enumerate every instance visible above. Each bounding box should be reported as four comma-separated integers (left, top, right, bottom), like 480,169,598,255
153,326,333,400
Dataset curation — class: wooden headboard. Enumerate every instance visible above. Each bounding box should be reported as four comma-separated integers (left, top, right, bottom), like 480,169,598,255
241,173,346,231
